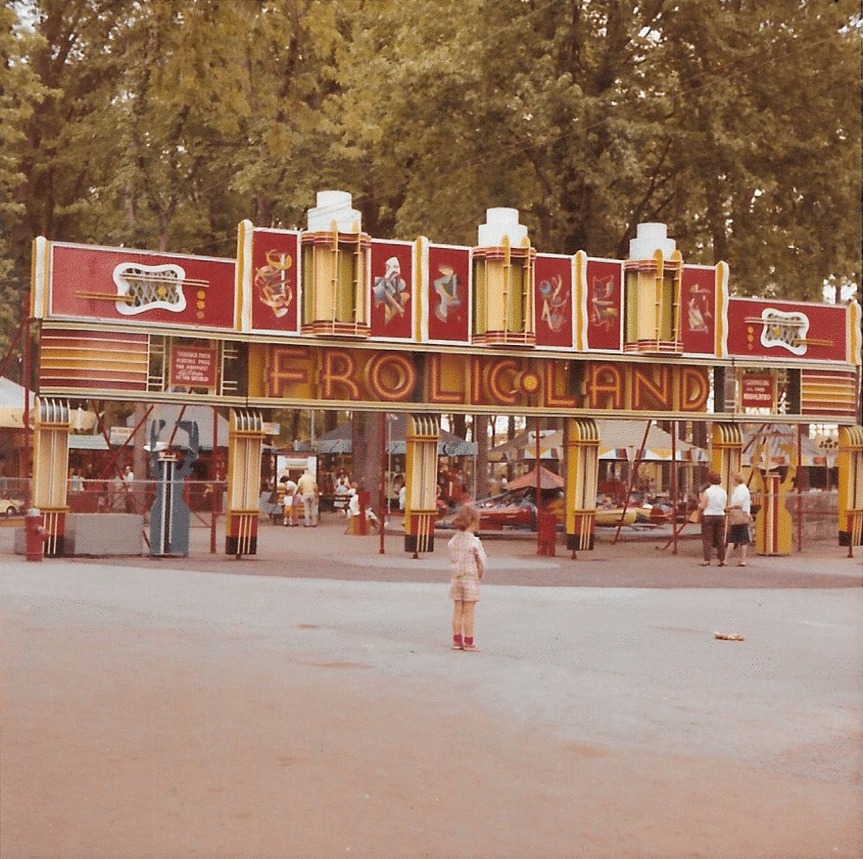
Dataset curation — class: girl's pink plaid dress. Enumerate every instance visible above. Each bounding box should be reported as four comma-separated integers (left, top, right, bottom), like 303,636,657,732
448,531,486,602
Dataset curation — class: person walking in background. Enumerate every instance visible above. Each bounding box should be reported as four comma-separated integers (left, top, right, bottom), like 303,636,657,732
334,473,351,516
447,503,487,651
281,476,298,526
296,468,318,527
698,471,728,567
725,472,752,567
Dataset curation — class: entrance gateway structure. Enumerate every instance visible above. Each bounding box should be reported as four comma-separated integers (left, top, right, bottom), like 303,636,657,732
28,191,862,557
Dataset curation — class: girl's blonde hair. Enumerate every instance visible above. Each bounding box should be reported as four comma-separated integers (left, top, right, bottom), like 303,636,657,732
451,503,480,531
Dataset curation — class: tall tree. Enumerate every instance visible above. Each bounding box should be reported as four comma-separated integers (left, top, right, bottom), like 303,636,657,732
0,2,49,354
330,0,861,294
1,0,860,363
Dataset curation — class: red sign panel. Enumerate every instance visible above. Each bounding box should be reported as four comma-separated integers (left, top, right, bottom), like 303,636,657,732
370,239,413,340
727,298,847,362
427,244,470,343
585,258,622,351
48,243,235,330
534,254,573,348
170,346,216,388
741,375,774,409
681,266,716,355
249,229,300,332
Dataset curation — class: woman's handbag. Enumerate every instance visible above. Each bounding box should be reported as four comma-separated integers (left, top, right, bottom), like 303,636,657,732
688,508,702,524
728,508,752,526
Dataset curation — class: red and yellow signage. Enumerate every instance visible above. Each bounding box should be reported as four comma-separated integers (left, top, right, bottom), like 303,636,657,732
245,227,301,333
170,346,217,389
35,240,235,330
426,244,470,343
370,239,414,340
726,297,848,363
534,254,574,348
257,344,710,415
741,374,774,409
29,219,861,423
584,258,623,351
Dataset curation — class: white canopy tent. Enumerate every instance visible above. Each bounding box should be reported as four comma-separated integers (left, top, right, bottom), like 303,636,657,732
596,420,708,463
740,424,835,468
0,377,34,429
490,421,707,463
312,415,477,457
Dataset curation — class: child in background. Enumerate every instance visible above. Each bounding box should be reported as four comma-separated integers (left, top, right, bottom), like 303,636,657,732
447,503,487,651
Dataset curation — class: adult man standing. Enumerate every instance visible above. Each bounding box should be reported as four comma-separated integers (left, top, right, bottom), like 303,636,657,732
296,468,319,527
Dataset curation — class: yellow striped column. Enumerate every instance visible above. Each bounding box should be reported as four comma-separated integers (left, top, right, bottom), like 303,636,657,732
32,398,71,557
747,429,794,556
404,415,440,555
710,423,742,489
837,425,863,550
565,418,599,553
225,409,265,557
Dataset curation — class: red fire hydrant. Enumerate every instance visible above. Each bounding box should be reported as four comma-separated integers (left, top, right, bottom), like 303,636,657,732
25,507,46,562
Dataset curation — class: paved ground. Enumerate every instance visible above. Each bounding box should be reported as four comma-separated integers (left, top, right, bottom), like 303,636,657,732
1,514,861,858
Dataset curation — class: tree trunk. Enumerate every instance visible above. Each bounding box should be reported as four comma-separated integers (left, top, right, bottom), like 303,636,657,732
473,414,489,501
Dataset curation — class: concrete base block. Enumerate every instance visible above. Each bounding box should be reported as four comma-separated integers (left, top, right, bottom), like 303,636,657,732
64,513,144,556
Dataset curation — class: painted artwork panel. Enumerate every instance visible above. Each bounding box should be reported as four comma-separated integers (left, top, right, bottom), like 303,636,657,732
727,298,847,362
250,229,300,332
427,244,470,343
681,266,716,355
585,258,623,351
370,239,413,340
534,254,573,348
49,243,235,330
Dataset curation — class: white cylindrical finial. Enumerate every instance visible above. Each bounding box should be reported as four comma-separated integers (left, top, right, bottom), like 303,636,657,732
477,207,528,247
628,222,676,259
307,190,362,232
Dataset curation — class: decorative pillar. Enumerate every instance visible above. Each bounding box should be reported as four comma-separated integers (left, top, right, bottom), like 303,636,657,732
31,398,71,557
623,223,683,355
710,423,742,489
300,190,371,338
564,418,599,553
225,409,265,557
748,430,794,556
472,208,536,346
837,425,863,550
404,414,439,555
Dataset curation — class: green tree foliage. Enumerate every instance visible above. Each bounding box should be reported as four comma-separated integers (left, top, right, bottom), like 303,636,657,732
332,0,861,294
0,2,48,357
0,0,860,359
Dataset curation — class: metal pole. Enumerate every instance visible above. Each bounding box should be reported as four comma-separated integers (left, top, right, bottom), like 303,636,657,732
797,424,803,553
535,417,541,554
614,422,650,544
671,421,679,555
22,297,31,508
379,412,386,554
211,406,218,554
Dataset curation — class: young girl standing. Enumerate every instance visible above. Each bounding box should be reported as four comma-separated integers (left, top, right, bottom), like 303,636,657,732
448,503,487,651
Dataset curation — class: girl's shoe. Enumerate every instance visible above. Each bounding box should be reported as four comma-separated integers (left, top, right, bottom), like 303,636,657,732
462,642,480,652
700,561,710,566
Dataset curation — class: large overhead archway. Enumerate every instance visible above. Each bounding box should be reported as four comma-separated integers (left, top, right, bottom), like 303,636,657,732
26,194,862,557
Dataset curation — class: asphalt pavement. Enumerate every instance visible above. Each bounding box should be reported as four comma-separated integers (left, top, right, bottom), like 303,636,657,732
1,513,861,858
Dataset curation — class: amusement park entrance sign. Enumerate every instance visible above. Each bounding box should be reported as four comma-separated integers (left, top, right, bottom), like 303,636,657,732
29,204,861,424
